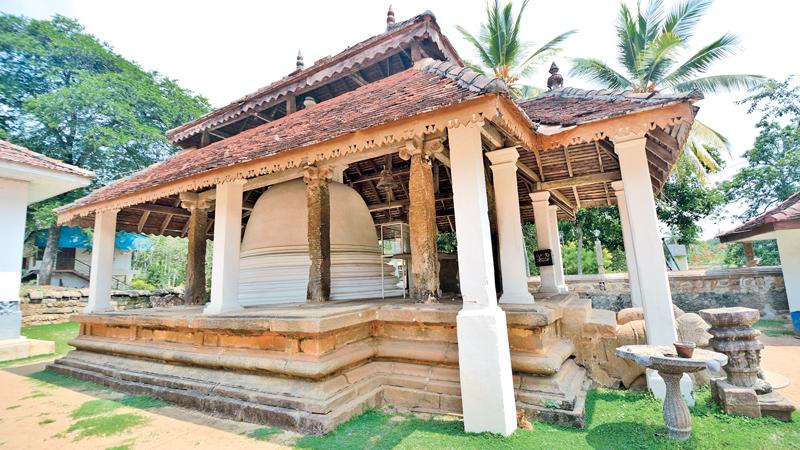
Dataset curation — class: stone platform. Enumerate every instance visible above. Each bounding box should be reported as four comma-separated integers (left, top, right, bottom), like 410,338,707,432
49,295,590,433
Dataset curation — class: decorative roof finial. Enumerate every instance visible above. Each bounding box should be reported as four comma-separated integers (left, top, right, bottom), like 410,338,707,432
386,5,395,30
547,62,563,90
296,50,304,70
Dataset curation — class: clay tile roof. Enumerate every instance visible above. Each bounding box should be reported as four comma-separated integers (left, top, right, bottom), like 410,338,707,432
0,139,94,178
717,192,800,242
516,87,703,128
57,63,498,216
166,11,461,145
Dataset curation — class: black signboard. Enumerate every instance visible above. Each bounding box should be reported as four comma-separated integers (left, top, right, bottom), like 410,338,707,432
533,249,553,267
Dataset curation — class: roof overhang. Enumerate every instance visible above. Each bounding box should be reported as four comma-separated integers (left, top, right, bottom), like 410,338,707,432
0,160,93,204
718,220,800,243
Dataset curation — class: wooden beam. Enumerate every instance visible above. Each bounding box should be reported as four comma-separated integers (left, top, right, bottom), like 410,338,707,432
136,211,150,233
349,72,368,86
516,159,576,216
564,147,581,209
538,170,621,191
597,139,618,161
433,147,451,167
130,203,190,217
532,148,546,181
481,124,505,150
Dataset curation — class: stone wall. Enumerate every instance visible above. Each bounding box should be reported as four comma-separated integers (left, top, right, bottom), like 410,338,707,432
530,267,788,319
19,286,184,326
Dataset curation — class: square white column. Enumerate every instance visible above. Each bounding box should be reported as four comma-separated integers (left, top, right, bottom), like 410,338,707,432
205,180,245,315
84,208,118,313
615,137,690,403
487,147,533,304
776,229,800,331
614,137,677,345
448,123,517,436
0,179,29,339
611,180,642,308
548,205,568,293
530,191,559,293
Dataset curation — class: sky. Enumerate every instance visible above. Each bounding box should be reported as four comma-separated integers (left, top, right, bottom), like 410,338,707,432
2,0,798,239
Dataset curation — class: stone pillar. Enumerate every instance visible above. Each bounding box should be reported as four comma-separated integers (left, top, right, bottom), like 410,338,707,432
530,191,558,293
486,147,533,304
304,164,333,303
614,137,677,345
743,242,757,268
85,208,118,313
611,180,642,308
400,138,441,302
548,205,568,292
0,179,29,339
204,180,245,315
776,229,800,333
615,136,687,401
448,123,517,436
180,192,211,305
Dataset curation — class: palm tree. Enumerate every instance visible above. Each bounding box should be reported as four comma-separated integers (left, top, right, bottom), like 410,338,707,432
569,0,765,179
457,0,576,98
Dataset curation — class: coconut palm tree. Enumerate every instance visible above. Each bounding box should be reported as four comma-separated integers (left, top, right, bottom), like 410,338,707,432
456,0,576,98
569,0,765,179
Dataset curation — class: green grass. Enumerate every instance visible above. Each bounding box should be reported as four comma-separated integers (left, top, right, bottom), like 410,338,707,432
295,388,800,450
247,427,282,441
65,413,148,440
38,418,55,425
0,322,80,368
754,319,796,337
71,396,166,419
28,369,107,392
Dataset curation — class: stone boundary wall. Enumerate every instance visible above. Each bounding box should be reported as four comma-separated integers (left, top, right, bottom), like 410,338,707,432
19,287,184,326
529,267,788,319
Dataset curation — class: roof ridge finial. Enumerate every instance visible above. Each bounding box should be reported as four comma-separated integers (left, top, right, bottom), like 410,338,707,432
547,62,563,90
386,5,395,30
296,50,304,70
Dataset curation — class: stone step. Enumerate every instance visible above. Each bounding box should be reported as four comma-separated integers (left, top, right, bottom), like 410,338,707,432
518,377,590,428
583,308,618,336
758,391,796,421
517,359,586,410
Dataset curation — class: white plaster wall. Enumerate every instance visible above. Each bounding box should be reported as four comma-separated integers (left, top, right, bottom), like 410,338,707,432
777,229,800,318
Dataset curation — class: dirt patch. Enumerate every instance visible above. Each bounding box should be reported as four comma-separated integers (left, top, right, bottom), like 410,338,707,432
759,334,800,406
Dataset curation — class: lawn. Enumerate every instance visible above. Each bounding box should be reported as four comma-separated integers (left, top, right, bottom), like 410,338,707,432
8,321,800,449
0,321,79,368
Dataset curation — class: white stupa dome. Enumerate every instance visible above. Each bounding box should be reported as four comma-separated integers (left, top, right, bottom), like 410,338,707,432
238,179,402,305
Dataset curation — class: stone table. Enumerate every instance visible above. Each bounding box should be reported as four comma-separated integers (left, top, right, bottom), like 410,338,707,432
616,345,728,440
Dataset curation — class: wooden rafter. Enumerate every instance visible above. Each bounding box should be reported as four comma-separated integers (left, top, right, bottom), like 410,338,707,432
564,146,581,209
538,170,621,191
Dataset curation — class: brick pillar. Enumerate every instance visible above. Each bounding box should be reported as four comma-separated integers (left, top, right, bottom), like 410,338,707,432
400,137,442,302
180,192,211,305
304,164,333,303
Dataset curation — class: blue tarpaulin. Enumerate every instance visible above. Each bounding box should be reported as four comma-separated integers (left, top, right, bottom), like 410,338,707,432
33,226,152,251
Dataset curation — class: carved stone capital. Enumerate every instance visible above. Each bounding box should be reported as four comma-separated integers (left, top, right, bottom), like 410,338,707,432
399,137,444,163
179,192,212,211
303,164,333,187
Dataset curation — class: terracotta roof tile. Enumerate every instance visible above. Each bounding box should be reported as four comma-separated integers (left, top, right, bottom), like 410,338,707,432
0,140,94,178
517,87,702,127
59,65,495,214
166,11,461,145
718,191,800,241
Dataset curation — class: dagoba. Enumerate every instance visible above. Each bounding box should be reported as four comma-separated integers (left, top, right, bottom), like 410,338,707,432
238,179,403,305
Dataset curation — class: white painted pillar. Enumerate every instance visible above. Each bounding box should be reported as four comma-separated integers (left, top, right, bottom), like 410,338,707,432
487,147,533,304
0,179,29,339
615,136,691,403
84,208,118,313
611,180,642,308
776,229,800,333
448,123,517,436
548,205,568,292
615,137,677,345
530,191,558,293
205,180,245,315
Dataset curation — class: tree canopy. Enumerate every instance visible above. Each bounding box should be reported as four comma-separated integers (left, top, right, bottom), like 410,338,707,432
0,14,210,187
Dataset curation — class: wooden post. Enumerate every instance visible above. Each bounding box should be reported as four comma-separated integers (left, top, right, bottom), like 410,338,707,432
304,164,333,303
743,242,757,267
400,138,442,302
180,192,211,305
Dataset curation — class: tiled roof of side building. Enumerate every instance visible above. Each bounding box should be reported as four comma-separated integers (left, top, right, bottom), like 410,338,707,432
57,62,500,215
166,11,461,145
517,87,703,127
0,139,94,178
717,191,800,242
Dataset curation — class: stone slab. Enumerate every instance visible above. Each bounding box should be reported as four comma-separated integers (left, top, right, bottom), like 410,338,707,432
0,337,54,362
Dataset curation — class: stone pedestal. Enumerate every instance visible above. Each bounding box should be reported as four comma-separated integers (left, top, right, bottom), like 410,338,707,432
700,306,795,421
